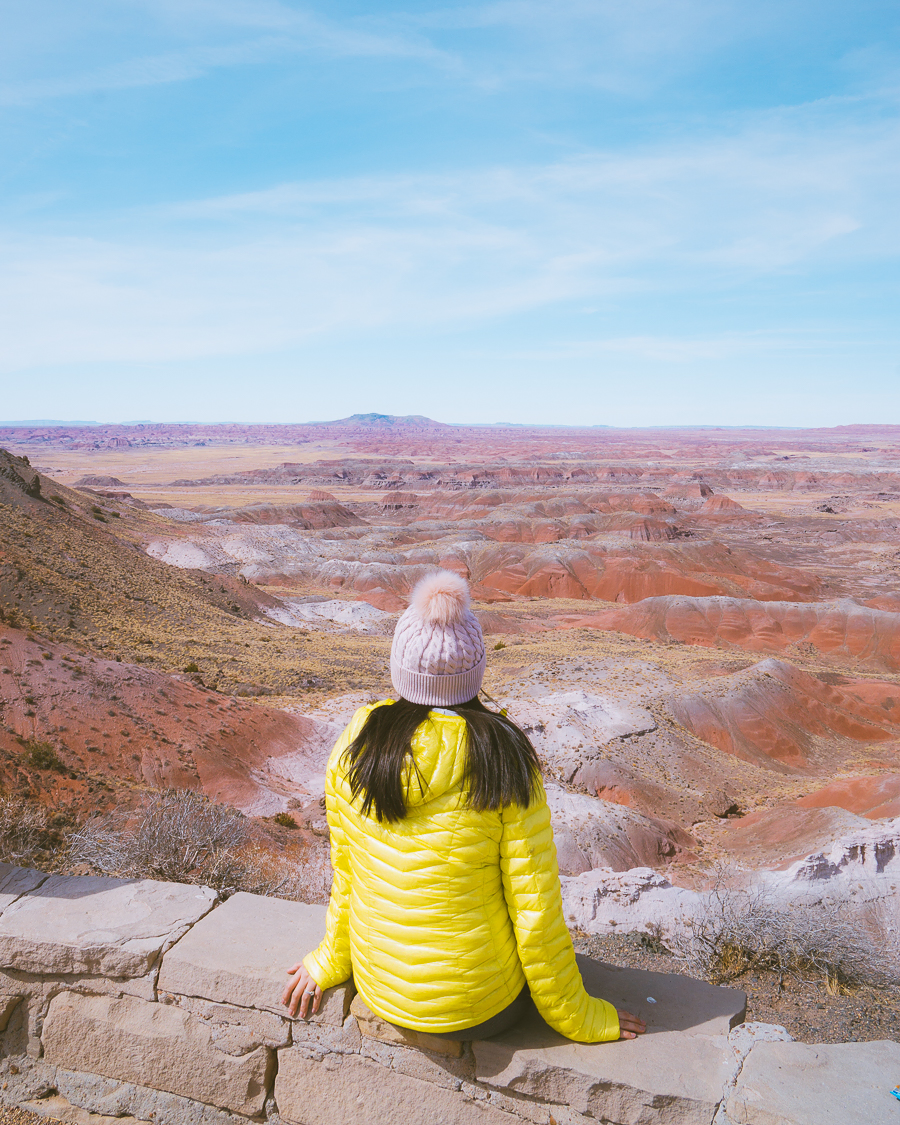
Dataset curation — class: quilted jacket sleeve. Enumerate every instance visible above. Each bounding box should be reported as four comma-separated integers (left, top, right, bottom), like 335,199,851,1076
302,725,356,990
500,784,620,1042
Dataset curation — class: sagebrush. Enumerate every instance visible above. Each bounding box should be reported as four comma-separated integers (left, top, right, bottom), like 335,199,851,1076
674,877,899,991
0,797,71,867
68,788,305,899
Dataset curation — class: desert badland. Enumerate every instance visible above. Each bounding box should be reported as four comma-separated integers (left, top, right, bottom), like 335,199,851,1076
1,416,900,1043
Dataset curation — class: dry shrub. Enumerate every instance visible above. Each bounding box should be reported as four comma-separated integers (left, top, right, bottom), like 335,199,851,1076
289,837,333,905
0,797,71,867
21,740,66,773
68,789,304,899
674,878,898,990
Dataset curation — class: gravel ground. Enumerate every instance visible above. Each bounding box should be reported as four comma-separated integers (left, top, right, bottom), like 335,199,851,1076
0,1110,60,1125
573,931,900,1044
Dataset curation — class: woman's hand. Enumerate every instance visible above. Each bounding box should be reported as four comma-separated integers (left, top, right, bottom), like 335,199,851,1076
283,962,323,1019
616,1009,647,1040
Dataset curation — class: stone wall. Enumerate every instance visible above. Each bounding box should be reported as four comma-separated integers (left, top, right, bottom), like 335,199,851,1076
0,863,896,1125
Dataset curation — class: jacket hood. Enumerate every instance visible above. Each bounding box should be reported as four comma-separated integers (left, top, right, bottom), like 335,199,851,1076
366,701,470,809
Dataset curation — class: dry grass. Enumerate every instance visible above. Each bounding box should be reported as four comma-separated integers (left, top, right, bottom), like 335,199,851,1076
673,877,900,991
0,797,72,868
68,788,309,899
0,486,392,697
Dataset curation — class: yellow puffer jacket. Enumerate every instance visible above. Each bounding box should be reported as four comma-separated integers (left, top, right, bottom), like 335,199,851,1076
303,702,619,1042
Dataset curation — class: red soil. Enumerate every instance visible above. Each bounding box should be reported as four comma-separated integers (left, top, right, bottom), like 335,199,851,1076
716,805,870,868
559,596,900,671
0,628,331,813
665,658,900,772
794,775,900,819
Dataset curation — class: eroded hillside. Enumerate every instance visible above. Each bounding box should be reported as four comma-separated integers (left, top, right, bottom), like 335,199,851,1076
2,421,900,886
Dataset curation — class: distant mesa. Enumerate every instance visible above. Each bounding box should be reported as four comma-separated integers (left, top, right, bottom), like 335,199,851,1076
700,494,746,513
73,474,127,487
309,413,447,429
0,419,99,426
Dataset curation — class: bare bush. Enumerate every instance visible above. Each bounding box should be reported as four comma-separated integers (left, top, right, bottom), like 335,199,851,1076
69,789,301,898
673,878,898,991
289,838,333,905
0,798,70,868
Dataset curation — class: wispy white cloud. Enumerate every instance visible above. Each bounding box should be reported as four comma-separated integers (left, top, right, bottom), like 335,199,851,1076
0,96,897,372
0,1,450,106
403,0,767,93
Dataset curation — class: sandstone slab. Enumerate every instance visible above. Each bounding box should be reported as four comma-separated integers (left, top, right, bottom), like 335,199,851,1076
350,993,463,1057
23,1092,153,1125
0,992,22,1031
42,990,272,1116
158,991,290,1052
158,891,353,1024
0,864,48,912
475,957,746,1125
1,1054,249,1125
275,1049,522,1125
0,875,216,977
726,1039,900,1125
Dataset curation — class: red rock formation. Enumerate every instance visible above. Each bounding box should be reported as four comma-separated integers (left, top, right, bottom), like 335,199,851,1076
701,495,746,512
663,482,713,499
794,775,900,819
864,593,900,613
562,596,900,671
197,501,365,529
717,806,870,868
0,629,334,814
665,659,900,772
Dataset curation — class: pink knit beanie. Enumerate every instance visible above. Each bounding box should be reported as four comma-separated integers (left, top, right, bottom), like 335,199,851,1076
390,571,486,706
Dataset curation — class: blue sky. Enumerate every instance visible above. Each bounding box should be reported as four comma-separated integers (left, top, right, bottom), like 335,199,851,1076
1,0,898,426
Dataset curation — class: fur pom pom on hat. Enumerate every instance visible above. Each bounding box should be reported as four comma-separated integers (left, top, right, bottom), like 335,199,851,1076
410,570,471,626
391,570,486,706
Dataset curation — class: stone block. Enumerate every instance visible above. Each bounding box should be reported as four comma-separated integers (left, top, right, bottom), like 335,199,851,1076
574,956,746,1035
275,1050,524,1125
23,1092,153,1125
474,957,746,1125
0,864,48,912
158,991,290,1051
0,992,22,1031
158,891,353,1024
289,1015,364,1058
0,875,216,977
359,1034,474,1090
726,1039,900,1125
1,1054,252,1125
350,993,463,1057
41,990,272,1117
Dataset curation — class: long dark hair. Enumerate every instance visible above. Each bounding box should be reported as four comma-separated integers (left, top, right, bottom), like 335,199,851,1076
342,697,541,823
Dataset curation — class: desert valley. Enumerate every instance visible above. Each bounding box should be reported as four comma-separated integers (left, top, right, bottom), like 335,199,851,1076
1,415,899,1047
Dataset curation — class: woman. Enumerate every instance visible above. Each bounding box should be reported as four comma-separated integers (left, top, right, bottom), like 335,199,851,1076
283,570,646,1042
